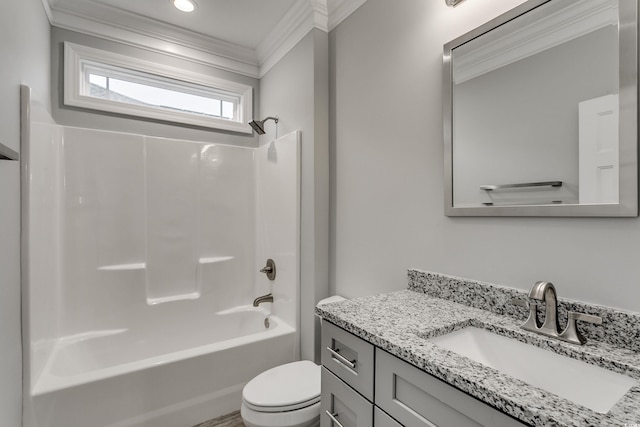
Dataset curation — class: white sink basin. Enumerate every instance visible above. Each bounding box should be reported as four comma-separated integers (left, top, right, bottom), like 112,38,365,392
428,327,637,413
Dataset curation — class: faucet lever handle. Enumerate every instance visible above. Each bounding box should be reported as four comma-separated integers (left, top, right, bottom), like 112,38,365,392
559,311,602,345
568,311,602,325
259,259,276,280
510,298,529,308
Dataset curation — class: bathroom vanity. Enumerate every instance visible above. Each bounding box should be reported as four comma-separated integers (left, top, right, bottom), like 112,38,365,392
320,321,527,426
316,270,640,427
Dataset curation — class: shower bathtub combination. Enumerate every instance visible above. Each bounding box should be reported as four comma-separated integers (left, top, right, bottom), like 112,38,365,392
21,88,301,427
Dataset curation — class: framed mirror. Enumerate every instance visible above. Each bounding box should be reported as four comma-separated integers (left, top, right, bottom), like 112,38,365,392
443,0,637,217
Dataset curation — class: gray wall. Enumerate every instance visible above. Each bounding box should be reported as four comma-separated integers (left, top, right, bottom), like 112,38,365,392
329,0,640,312
0,0,51,425
260,29,330,362
51,27,260,147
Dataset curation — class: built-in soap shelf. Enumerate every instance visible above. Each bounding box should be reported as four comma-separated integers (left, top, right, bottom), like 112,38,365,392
97,257,233,272
96,257,235,305
98,263,146,271
0,141,19,161
147,292,200,305
199,256,234,264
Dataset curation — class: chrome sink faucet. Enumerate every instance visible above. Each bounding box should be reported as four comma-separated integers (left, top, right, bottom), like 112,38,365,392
523,281,559,335
516,281,602,345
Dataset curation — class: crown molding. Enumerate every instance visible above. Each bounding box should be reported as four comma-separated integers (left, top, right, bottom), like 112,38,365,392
257,0,368,77
327,0,369,31
44,0,369,79
40,0,53,23
454,0,618,84
312,0,330,31
257,0,321,77
48,0,260,77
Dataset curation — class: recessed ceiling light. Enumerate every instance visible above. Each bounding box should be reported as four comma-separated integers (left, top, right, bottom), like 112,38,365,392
173,0,196,13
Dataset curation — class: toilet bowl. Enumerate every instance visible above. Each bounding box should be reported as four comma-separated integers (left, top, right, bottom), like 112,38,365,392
241,296,345,427
240,361,321,427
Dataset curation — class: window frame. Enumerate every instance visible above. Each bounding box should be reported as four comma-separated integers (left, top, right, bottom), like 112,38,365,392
63,42,253,133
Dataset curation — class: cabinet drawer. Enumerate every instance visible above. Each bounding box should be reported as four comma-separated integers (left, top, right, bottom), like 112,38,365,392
375,349,530,427
321,367,373,427
374,407,402,427
321,321,374,401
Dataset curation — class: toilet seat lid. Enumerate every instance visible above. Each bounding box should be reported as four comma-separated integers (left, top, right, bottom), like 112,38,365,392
243,361,321,411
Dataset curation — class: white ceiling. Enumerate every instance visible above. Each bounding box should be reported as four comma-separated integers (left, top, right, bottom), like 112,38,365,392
50,0,299,50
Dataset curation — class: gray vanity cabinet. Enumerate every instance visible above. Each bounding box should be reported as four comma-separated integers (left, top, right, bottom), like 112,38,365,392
320,321,375,427
321,320,375,400
375,350,529,427
321,321,530,427
374,408,402,427
321,367,373,427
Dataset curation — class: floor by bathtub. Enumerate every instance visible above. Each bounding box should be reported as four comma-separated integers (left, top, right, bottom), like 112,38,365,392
194,411,245,427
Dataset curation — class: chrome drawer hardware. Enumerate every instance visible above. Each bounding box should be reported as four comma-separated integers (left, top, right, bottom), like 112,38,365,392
326,347,357,369
325,411,346,427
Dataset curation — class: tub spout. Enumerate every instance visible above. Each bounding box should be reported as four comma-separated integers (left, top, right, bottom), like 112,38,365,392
253,293,273,307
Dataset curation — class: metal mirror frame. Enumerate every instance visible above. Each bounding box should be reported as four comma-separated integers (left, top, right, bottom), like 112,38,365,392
443,0,638,217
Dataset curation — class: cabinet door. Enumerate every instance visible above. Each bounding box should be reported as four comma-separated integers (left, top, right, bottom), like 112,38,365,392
374,407,403,427
321,367,373,427
375,350,530,427
321,321,375,401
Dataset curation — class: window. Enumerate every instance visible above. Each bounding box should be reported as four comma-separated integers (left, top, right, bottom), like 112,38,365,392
64,42,253,133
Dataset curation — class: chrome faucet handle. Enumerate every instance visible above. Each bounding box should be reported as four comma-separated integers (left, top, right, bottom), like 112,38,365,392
559,311,603,345
569,312,602,325
259,259,276,280
510,298,528,308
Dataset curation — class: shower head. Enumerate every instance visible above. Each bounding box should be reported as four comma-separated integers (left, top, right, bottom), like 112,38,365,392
248,116,278,135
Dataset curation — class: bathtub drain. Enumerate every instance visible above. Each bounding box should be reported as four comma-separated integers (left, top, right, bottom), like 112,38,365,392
264,317,270,329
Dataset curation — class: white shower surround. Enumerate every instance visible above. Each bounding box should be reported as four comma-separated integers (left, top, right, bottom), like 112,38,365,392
24,115,301,426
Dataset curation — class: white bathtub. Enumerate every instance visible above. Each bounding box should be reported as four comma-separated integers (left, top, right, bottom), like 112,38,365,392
28,307,296,427
24,112,302,427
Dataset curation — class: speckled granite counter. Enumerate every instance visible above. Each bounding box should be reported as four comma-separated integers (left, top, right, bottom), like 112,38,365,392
315,270,640,427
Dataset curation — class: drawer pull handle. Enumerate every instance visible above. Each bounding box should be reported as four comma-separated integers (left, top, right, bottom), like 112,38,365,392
326,346,357,369
325,411,346,427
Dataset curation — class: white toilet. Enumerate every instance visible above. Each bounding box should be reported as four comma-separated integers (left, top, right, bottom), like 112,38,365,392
240,360,321,427
241,296,345,427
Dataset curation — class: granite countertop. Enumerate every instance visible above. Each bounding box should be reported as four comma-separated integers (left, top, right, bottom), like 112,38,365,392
315,288,640,426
